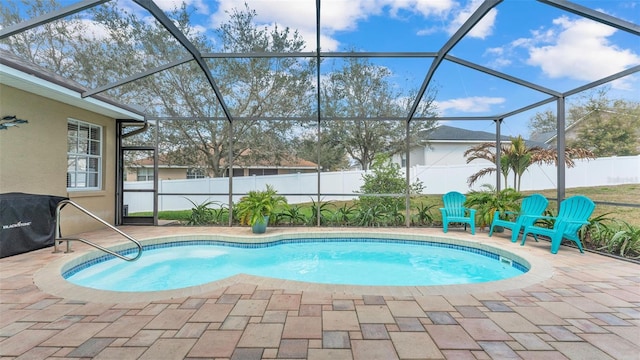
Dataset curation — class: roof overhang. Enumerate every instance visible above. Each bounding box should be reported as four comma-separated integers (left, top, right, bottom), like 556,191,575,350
1,64,145,121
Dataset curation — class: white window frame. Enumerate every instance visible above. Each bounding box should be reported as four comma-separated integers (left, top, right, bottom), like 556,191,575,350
187,167,206,179
67,119,102,191
136,167,154,181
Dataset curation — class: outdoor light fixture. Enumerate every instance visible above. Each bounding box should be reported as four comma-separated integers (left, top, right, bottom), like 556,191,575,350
0,115,28,130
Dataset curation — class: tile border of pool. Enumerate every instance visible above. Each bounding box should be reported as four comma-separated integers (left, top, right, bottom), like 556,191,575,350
34,230,554,303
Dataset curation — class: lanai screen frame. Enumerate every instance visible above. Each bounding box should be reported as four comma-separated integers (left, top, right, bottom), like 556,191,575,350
1,0,639,226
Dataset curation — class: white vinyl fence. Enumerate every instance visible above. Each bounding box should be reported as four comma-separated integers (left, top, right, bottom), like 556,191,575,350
123,155,639,213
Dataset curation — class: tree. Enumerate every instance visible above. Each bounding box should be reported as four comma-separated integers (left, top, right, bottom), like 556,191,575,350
1,0,92,80
321,57,438,170
465,135,595,191
463,142,512,189
293,133,349,171
505,136,533,191
99,3,316,177
569,99,640,157
528,109,558,138
2,1,316,177
528,88,639,157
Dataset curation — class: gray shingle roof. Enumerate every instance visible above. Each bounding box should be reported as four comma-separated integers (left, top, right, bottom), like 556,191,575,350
423,125,512,141
421,125,549,148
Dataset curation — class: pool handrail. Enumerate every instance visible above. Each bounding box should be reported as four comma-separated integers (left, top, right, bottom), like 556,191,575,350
54,199,142,261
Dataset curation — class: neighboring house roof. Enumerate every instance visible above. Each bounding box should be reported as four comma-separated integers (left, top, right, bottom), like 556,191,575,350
529,109,622,146
0,50,144,120
529,131,557,144
422,125,512,142
422,125,548,148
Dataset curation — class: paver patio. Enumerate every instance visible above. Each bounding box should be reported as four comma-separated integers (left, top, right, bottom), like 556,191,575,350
1,226,638,359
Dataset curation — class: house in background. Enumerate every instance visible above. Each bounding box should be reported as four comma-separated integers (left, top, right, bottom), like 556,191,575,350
0,51,144,235
530,110,640,155
393,125,514,167
125,153,318,181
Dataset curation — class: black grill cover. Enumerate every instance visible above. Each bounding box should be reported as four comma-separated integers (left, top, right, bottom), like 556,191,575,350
0,193,68,258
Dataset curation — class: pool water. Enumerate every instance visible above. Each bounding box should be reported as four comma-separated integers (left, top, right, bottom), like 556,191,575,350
65,240,526,292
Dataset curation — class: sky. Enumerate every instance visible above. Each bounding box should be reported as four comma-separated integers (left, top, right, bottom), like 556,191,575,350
6,0,640,137
136,0,640,136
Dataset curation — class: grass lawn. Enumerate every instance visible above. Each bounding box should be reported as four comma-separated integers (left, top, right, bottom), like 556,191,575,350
138,184,639,227
524,184,640,226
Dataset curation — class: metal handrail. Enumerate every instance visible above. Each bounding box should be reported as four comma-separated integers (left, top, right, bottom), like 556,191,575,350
54,199,142,261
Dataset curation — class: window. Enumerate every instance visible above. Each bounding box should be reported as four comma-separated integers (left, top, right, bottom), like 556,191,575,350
248,168,278,176
136,168,154,181
67,119,102,190
187,168,206,179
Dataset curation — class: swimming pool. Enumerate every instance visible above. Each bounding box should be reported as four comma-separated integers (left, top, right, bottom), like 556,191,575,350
64,237,528,292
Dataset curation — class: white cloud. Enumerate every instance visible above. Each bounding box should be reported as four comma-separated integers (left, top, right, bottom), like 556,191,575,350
436,96,505,114
210,0,461,51
483,47,512,68
210,0,329,49
446,0,497,39
78,19,111,41
388,0,455,18
524,16,640,88
154,0,209,14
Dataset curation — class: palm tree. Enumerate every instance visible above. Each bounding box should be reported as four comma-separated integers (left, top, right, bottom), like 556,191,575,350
465,136,595,191
463,142,511,188
506,136,532,191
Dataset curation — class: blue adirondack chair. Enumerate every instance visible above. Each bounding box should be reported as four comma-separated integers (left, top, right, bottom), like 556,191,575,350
489,194,549,243
520,195,595,254
440,191,476,235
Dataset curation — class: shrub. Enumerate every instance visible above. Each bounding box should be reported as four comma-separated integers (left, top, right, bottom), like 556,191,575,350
412,202,437,226
186,199,224,225
358,154,424,211
330,203,358,226
585,220,640,259
306,198,333,226
280,204,308,226
235,185,287,227
464,185,522,228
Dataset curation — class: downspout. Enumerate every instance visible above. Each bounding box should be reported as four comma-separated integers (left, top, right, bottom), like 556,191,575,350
120,119,149,138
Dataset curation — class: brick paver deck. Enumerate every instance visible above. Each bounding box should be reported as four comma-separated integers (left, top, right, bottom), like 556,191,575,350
1,227,638,359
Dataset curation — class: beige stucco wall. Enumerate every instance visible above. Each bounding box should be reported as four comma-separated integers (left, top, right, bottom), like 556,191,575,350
0,84,117,235
158,168,187,180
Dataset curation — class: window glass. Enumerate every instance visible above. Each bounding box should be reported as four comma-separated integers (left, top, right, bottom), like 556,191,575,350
187,168,206,179
67,119,102,190
136,168,154,181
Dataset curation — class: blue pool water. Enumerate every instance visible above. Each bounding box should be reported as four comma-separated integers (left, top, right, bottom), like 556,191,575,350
64,239,527,292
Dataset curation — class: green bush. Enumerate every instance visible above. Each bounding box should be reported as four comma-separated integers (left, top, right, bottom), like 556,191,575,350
185,199,227,225
279,204,308,226
358,155,424,211
412,201,437,226
583,219,640,258
464,185,522,228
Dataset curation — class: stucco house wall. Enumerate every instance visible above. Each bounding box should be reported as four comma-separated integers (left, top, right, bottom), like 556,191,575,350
0,84,118,235
1,54,144,235
393,125,511,167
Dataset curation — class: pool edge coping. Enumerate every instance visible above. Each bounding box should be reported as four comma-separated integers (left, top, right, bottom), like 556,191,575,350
34,230,554,303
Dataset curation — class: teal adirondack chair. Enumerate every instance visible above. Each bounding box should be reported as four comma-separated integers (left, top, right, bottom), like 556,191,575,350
440,191,476,235
520,195,595,254
489,194,549,243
